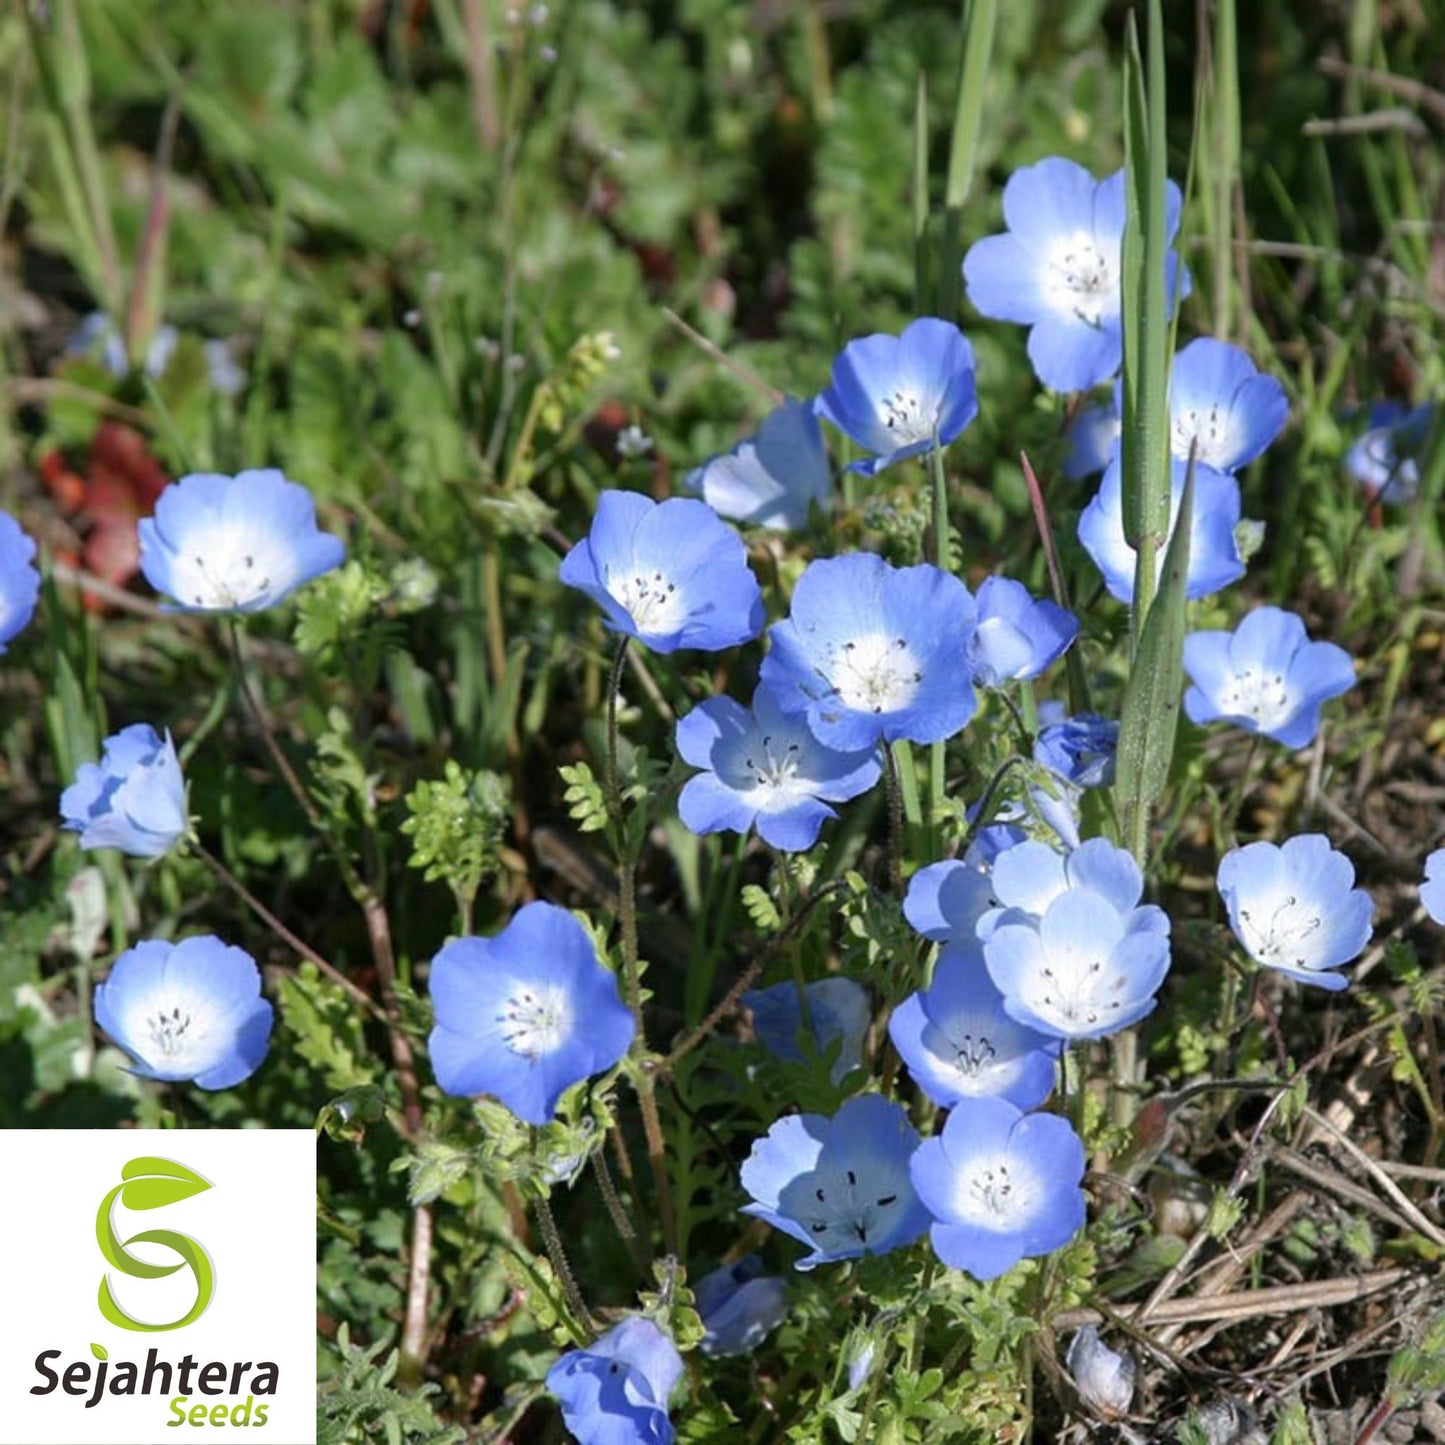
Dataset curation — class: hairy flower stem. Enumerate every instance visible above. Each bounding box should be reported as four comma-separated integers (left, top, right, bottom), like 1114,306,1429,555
533,1190,593,1335
927,435,950,849
191,843,387,1025
605,635,679,1257
883,744,905,896
592,1149,652,1277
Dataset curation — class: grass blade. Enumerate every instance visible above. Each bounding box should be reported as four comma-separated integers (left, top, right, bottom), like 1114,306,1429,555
938,0,997,319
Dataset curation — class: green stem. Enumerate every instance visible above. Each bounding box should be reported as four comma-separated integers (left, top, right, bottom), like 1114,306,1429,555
532,1189,592,1334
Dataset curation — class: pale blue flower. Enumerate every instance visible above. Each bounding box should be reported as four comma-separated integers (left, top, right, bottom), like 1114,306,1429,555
0,511,41,654
428,902,634,1124
743,977,871,1084
60,723,189,858
139,469,344,612
1067,1328,1136,1421
1183,606,1355,749
760,553,977,749
962,157,1186,392
1034,713,1119,789
1423,850,1445,926
66,312,245,395
889,942,1059,1110
1063,401,1121,479
546,1317,682,1445
1077,456,1244,604
684,399,832,530
94,935,274,1089
694,1256,788,1357
904,856,997,946
1345,402,1433,505
740,1094,930,1270
1168,338,1288,472
909,1096,1086,1279
1217,835,1372,992
559,491,764,654
676,685,880,852
980,838,1171,1041
814,318,978,476
968,577,1078,687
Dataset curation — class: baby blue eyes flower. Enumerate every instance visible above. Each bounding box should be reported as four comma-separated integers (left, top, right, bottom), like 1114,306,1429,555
675,686,880,852
889,942,1059,1111
1423,850,1445,926
962,157,1185,393
1183,606,1355,749
904,856,997,945
814,317,978,476
559,490,765,654
1078,456,1245,604
0,511,41,654
694,1256,789,1357
545,1316,683,1445
1345,401,1433,504
94,935,274,1089
1066,1328,1136,1421
980,838,1172,1041
1034,712,1120,789
684,398,832,530
743,977,871,1084
760,553,977,750
428,901,634,1125
908,1095,1086,1280
60,723,190,858
1217,835,1372,992
1168,338,1289,472
139,469,345,613
740,1094,930,1270
968,577,1078,687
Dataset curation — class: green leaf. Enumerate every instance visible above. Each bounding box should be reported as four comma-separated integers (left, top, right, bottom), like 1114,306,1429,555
1119,0,1172,642
89,1343,108,1361
118,1157,212,1210
1115,456,1194,860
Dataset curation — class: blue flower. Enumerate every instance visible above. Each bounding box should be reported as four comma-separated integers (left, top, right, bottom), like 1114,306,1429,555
1168,338,1288,472
1422,850,1445,926
139,469,345,612
1217,835,1372,992
814,318,978,476
66,312,246,396
1183,606,1355,749
545,1317,683,1445
904,856,998,945
428,901,634,1125
675,685,880,852
1063,401,1121,479
1077,456,1245,604
968,577,1078,687
909,1096,1086,1279
94,935,274,1089
1345,402,1433,505
980,838,1172,1041
0,511,41,654
694,1256,789,1357
740,1094,930,1270
743,977,871,1085
962,157,1185,392
684,399,832,530
889,942,1059,1110
1034,712,1119,789
559,491,764,654
760,553,977,749
1421,843,1445,924
60,724,190,858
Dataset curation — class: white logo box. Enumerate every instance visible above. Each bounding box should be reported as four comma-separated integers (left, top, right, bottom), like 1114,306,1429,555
0,1130,316,1445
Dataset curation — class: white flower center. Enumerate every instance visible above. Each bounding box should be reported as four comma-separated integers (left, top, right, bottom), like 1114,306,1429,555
178,536,278,609
146,1001,203,1061
1216,667,1295,731
1236,893,1323,970
1043,236,1115,327
826,633,922,715
1171,406,1236,469
737,732,804,793
954,1155,1027,1226
877,389,935,447
497,981,573,1060
1031,951,1128,1031
608,567,687,635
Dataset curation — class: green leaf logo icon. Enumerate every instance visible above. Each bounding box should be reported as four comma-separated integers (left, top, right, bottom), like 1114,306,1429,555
95,1156,216,1332
90,1343,108,1361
